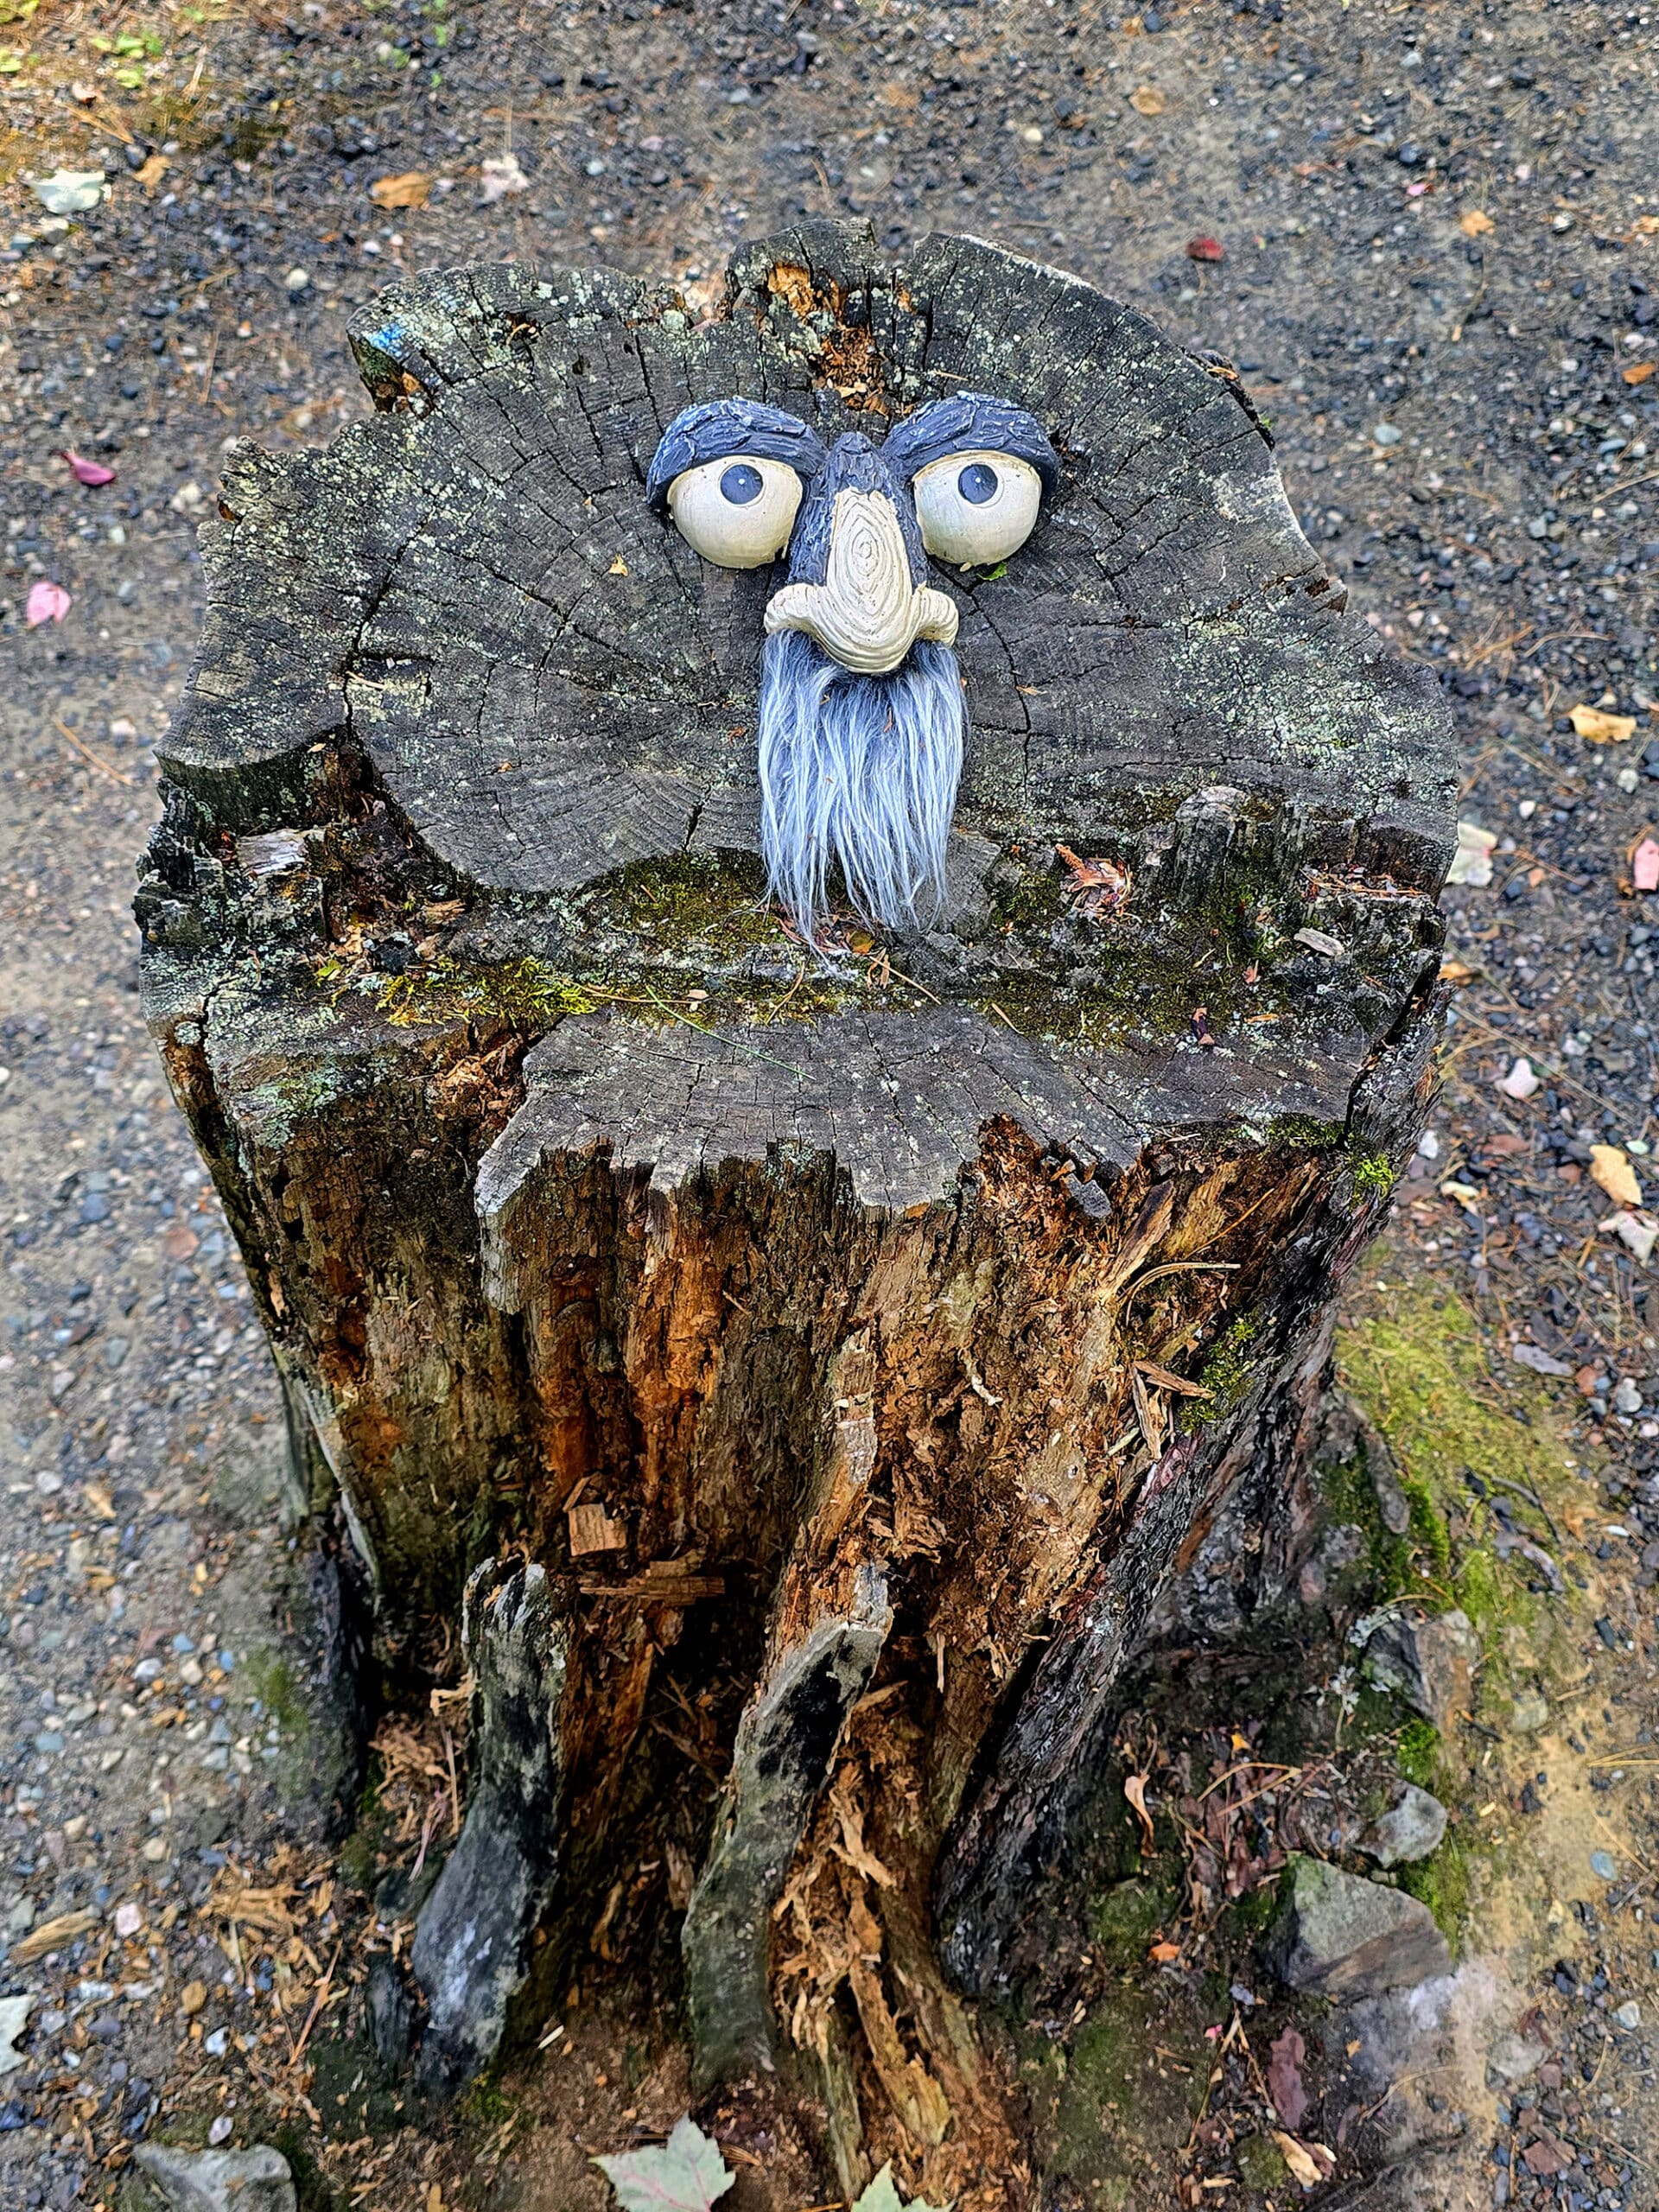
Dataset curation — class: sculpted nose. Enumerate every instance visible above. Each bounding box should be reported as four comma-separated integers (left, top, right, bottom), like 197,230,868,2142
763,488,958,675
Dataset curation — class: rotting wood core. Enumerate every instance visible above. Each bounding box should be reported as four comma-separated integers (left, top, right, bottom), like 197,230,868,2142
138,219,1454,2208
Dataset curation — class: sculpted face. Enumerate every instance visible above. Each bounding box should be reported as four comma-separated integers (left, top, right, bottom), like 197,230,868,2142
647,393,1059,946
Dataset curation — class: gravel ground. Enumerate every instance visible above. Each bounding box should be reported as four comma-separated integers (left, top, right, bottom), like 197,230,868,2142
3,3,1658,2207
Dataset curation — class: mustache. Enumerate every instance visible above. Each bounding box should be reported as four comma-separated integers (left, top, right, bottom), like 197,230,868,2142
757,631,967,950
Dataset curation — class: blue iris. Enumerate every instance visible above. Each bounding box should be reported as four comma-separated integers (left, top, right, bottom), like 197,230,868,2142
957,461,999,505
720,462,764,505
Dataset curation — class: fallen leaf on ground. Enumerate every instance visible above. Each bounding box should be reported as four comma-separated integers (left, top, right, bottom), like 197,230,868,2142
1185,235,1225,263
1267,2025,1308,2131
1273,2133,1334,2188
1624,361,1656,387
60,449,115,486
479,151,529,203
1600,1210,1659,1265
1446,819,1497,886
1123,1772,1156,1853
1497,1055,1541,1101
371,169,431,209
11,1909,99,1964
1459,208,1495,236
25,580,71,626
32,168,105,215
1147,1939,1181,1963
134,153,168,191
1055,843,1132,917
853,2163,946,2212
1591,1144,1643,1209
162,1224,199,1261
1569,702,1637,743
595,2117,734,2211
1439,957,1476,982
1441,1179,1483,1213
1631,836,1659,893
1130,84,1166,114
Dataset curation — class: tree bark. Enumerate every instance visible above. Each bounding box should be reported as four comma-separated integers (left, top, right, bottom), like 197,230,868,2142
138,219,1454,2204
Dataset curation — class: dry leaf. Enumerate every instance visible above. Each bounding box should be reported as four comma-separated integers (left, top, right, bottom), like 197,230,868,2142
25,580,71,627
10,1909,99,1965
1440,1179,1483,1214
1129,84,1166,115
1569,702,1637,743
1054,843,1132,918
1123,1772,1155,1853
1439,957,1475,983
1267,2025,1307,2131
1147,1939,1180,1962
1591,1144,1643,1209
479,151,529,203
371,169,431,210
1446,819,1497,886
1273,2133,1334,2189
1600,1209,1659,1265
134,152,168,191
1624,362,1656,387
61,448,116,486
1631,836,1659,893
1459,208,1494,236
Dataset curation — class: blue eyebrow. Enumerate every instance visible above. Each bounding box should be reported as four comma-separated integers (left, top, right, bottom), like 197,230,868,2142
880,392,1061,497
646,399,829,510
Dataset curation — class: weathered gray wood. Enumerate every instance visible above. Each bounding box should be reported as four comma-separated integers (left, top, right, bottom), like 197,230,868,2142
138,219,1456,2190
410,1560,567,2092
683,1567,891,2088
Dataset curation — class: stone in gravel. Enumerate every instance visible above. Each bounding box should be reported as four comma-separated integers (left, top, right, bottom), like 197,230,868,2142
1510,1689,1548,1732
1360,1606,1478,1728
1487,2031,1548,2088
131,2145,296,2212
0,1994,31,2074
1267,1855,1451,1997
1614,1999,1642,2029
1358,1781,1447,1868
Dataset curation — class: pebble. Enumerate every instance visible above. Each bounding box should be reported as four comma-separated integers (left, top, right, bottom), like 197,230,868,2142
283,266,310,292
1591,1848,1618,1880
1373,422,1403,445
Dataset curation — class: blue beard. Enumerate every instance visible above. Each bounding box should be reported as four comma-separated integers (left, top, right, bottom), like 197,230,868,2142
756,630,967,949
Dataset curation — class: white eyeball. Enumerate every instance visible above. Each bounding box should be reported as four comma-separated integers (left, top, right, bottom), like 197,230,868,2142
912,448,1044,568
665,455,804,569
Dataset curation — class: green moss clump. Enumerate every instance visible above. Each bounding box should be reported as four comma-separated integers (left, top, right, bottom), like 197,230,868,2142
243,1650,304,1733
1351,1148,1395,1199
1235,2134,1291,2190
1336,1282,1574,1612
1197,1311,1261,1417
1395,1719,1442,1790
1267,1113,1346,1150
1090,1876,1179,1967
378,957,596,1031
1400,1826,1476,1945
581,850,780,957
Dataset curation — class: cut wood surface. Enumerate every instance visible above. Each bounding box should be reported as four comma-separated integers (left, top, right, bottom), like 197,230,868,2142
139,219,1455,2207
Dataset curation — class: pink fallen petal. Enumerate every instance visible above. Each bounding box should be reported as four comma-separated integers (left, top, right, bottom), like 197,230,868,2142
61,448,116,486
1633,838,1659,893
25,580,72,626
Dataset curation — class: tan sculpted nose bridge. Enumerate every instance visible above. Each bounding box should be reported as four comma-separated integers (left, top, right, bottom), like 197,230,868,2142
764,488,958,676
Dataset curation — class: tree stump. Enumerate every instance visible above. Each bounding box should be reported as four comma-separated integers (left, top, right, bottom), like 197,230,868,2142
138,220,1454,2203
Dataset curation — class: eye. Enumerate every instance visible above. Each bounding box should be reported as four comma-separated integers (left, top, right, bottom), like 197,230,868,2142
912,448,1044,567
665,454,804,569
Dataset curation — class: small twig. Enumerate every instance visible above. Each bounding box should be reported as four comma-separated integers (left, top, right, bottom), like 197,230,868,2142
1122,1261,1242,1306
443,1726,461,1838
54,717,132,786
987,1000,1022,1033
289,1940,342,2067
